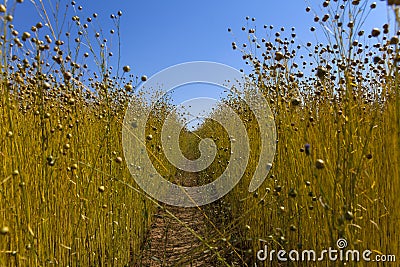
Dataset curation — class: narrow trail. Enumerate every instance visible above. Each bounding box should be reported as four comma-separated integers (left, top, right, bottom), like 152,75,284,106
138,170,214,267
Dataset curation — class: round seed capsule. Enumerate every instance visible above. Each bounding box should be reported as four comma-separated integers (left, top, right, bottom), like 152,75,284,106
291,98,301,106
0,226,9,235
316,159,325,169
123,65,131,72
390,36,399,45
345,211,354,221
371,28,380,37
275,51,284,61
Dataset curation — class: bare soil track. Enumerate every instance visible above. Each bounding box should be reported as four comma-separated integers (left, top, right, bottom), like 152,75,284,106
137,172,214,267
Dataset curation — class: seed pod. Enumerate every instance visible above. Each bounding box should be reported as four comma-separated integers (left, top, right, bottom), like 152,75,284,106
43,82,51,89
0,226,9,235
371,28,381,37
347,21,354,28
5,14,13,21
316,159,325,169
123,65,131,72
390,36,399,44
373,56,382,64
125,84,133,91
22,32,31,40
345,211,354,221
275,51,284,61
316,66,328,79
64,71,72,80
291,98,301,106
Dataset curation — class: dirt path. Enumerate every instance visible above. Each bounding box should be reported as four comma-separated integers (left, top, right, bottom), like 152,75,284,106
137,171,214,267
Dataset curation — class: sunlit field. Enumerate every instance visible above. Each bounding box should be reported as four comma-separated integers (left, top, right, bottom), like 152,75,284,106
1,0,399,266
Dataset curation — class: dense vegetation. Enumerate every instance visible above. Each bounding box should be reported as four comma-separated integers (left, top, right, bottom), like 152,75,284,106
1,0,399,266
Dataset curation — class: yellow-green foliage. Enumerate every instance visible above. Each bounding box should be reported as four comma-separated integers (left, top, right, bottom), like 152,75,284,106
0,89,158,265
194,70,400,266
1,0,399,266
0,1,164,265
192,3,400,265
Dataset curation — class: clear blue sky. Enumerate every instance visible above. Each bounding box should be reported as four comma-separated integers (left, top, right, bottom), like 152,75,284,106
12,0,390,128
